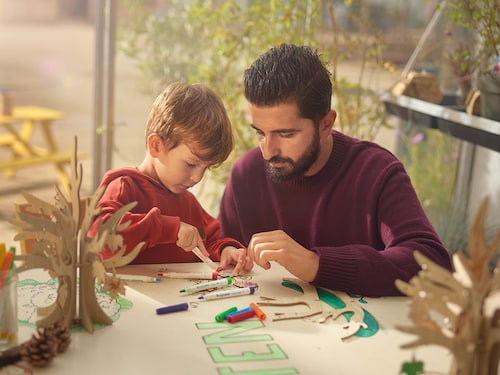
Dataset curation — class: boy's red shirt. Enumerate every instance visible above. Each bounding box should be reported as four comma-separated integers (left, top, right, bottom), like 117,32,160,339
90,167,242,264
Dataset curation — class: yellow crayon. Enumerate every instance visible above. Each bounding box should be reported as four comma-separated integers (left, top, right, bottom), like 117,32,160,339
0,243,6,268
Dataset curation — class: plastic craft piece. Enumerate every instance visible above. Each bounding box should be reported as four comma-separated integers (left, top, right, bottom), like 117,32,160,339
257,278,323,321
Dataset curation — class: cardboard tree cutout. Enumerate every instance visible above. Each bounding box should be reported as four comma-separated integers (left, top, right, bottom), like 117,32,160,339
396,197,500,375
11,137,143,333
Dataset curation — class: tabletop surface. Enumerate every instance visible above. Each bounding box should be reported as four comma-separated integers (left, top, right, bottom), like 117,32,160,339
14,262,452,375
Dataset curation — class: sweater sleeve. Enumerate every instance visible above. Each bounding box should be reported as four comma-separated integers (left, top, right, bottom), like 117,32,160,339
91,177,180,257
311,162,452,297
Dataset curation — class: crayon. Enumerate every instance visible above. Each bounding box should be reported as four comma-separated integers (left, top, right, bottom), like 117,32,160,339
250,302,267,320
156,302,189,315
225,307,254,319
214,306,238,322
0,243,5,268
0,249,14,289
227,308,256,323
0,250,13,272
8,247,15,270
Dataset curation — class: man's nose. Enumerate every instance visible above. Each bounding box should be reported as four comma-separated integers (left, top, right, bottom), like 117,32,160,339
260,137,279,160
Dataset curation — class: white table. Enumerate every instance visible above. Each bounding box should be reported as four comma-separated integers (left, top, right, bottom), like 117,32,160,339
14,263,451,375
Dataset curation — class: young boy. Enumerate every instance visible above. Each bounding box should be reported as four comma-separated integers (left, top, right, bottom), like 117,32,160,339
92,82,253,275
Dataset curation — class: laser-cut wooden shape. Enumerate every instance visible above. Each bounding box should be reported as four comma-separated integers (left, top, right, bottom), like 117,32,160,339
10,137,144,333
396,197,500,375
257,278,323,321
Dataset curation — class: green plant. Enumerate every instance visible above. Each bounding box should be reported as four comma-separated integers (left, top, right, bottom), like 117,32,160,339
117,0,392,213
397,127,461,247
328,3,393,140
443,0,500,74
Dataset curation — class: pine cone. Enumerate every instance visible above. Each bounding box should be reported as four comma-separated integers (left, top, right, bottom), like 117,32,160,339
43,321,72,353
20,328,58,367
0,322,72,368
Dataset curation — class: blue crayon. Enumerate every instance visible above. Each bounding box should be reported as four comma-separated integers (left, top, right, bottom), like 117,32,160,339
225,306,254,318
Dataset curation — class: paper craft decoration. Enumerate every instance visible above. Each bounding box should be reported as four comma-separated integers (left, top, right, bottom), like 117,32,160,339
258,278,376,340
10,137,143,333
17,277,133,331
258,278,323,320
396,197,500,375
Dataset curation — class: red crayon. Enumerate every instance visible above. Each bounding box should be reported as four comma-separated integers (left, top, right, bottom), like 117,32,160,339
227,308,256,323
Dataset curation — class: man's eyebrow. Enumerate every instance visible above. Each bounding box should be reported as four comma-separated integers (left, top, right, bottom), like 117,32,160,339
250,124,298,133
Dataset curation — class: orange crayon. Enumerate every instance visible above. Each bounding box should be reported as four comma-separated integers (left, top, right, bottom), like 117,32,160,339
250,302,266,320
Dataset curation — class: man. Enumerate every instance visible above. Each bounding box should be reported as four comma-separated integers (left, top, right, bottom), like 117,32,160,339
218,43,452,296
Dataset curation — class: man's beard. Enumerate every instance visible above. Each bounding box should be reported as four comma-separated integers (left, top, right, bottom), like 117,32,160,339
265,132,320,183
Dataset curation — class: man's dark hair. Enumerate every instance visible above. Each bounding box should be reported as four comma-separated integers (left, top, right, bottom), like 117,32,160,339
244,43,332,123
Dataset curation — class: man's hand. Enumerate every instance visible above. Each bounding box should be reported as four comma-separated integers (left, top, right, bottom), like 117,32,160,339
219,246,253,276
247,230,319,281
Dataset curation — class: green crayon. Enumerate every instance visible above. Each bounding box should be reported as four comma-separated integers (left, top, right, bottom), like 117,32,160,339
215,306,238,322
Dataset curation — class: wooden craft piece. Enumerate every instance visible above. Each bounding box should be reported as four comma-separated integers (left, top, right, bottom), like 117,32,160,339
390,71,443,104
257,278,323,321
396,197,500,375
10,137,143,333
316,289,368,340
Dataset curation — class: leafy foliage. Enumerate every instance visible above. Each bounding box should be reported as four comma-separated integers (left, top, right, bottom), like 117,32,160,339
444,0,500,73
117,0,393,212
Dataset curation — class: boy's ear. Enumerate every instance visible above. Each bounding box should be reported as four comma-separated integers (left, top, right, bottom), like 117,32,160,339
147,133,163,157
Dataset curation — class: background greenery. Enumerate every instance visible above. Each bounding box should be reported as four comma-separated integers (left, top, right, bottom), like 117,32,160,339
117,0,393,213
116,0,497,259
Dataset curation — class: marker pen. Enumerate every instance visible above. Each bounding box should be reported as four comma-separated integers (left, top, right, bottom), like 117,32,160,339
198,286,255,301
156,302,189,315
158,271,218,280
107,273,161,283
180,277,232,294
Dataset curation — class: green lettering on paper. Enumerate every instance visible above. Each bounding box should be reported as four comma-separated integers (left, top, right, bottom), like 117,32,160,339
208,343,288,363
217,367,299,375
197,321,272,344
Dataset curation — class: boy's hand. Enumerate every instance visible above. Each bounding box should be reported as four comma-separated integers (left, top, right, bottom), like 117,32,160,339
177,221,208,255
219,246,253,276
